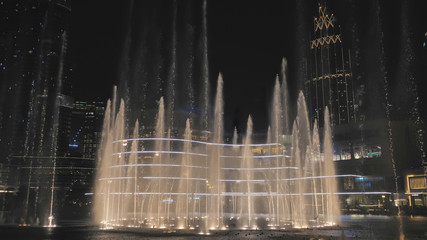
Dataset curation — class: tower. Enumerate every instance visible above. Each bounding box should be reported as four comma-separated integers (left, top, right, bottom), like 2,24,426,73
70,100,105,159
0,0,72,224
305,2,356,127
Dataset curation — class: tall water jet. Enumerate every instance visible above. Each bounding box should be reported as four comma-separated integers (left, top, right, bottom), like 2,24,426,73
11,13,68,226
166,0,177,128
311,120,322,224
271,76,282,144
184,119,193,227
265,125,276,225
94,60,342,231
113,100,126,222
131,120,139,224
46,31,68,228
154,97,165,227
281,58,290,135
176,119,192,228
200,0,209,130
94,99,112,225
232,127,238,145
374,2,404,238
241,116,254,229
289,92,312,228
291,120,307,228
208,74,224,229
296,92,312,159
270,76,282,226
323,107,340,224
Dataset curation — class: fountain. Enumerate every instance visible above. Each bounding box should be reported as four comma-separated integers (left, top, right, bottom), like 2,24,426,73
92,0,340,233
94,67,341,232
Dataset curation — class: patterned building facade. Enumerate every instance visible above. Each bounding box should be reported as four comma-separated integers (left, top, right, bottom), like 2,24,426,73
305,3,356,127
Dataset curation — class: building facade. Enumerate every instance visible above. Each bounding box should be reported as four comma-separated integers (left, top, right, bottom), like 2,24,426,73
305,2,356,127
0,0,73,224
70,100,105,159
303,2,398,214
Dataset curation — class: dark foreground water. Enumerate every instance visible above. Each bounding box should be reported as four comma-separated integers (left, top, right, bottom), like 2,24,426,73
1,216,427,240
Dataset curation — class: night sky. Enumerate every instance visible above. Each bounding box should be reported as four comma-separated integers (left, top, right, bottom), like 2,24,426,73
70,0,427,134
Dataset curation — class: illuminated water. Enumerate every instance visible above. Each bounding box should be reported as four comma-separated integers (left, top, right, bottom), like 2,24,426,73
94,65,341,232
92,0,340,233
2,216,427,239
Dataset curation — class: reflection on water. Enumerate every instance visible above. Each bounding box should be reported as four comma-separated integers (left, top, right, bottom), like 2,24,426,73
1,216,427,239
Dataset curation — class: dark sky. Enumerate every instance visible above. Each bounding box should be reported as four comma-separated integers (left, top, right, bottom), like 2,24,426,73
70,1,300,101
70,0,427,134
70,0,306,133
70,1,128,100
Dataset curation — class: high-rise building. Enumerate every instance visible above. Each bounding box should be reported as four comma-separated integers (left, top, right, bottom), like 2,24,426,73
70,100,105,159
302,2,397,213
0,0,72,224
305,2,356,127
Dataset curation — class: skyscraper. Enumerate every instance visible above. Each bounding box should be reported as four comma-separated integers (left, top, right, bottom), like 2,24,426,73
305,2,356,127
70,100,105,159
0,0,72,224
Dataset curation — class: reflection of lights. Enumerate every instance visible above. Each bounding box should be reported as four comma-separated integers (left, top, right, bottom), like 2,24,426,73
280,174,362,181
100,137,351,230
113,149,289,160
45,215,56,228
162,198,174,203
113,150,207,157
111,163,207,169
122,140,128,146
333,192,391,195
144,177,207,181
113,137,283,147
99,177,135,181
100,226,114,230
0,190,14,193
222,166,297,171
293,225,308,229
221,155,284,159
220,179,265,182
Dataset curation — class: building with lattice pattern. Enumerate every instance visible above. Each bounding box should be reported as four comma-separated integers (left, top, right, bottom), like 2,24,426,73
305,2,356,127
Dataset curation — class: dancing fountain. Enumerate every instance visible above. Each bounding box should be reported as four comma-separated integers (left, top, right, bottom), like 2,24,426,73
91,0,341,232
94,60,341,232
